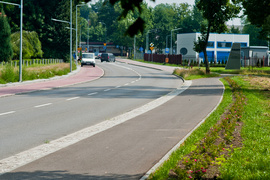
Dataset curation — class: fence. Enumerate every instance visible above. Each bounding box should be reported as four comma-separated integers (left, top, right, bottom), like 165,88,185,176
0,59,64,68
144,54,182,65
241,56,269,67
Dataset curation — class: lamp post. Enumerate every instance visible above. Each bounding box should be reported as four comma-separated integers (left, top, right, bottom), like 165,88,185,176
170,28,181,55
166,35,171,49
145,29,157,53
76,3,85,66
0,0,23,82
99,22,107,52
51,0,73,72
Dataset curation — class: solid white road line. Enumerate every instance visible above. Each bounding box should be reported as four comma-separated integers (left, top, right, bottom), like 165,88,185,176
0,111,15,116
104,89,111,92
88,92,98,96
66,97,80,101
34,103,52,108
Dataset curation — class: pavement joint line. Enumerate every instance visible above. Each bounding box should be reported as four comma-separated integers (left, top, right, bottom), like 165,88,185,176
140,79,225,180
66,97,80,101
0,111,16,116
0,80,191,176
34,103,52,108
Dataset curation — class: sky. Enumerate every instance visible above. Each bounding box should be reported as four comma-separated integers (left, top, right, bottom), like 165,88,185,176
144,0,242,25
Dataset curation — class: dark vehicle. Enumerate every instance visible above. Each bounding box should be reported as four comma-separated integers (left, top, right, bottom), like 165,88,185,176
101,53,115,62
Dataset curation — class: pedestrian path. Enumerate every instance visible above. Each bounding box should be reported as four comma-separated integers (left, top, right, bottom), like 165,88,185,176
0,66,104,98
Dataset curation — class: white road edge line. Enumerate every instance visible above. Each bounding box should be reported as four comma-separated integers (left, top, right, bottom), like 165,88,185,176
0,111,16,116
34,103,52,108
88,92,98,96
104,89,111,92
0,81,191,176
66,97,80,101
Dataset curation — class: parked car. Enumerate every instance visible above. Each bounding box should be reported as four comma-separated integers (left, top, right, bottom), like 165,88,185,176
100,53,115,62
81,53,95,67
96,53,102,59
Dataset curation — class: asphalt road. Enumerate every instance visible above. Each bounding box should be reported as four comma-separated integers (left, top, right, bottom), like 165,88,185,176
0,61,182,160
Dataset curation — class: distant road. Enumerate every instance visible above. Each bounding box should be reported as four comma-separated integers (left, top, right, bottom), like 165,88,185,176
0,61,182,160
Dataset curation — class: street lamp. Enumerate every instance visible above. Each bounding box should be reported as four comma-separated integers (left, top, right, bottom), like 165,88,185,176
99,22,107,43
146,29,157,53
171,28,182,54
51,0,73,72
166,35,171,49
76,2,85,66
0,0,23,82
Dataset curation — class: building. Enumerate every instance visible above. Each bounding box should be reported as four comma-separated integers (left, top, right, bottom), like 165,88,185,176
241,46,269,67
177,33,250,63
80,42,127,56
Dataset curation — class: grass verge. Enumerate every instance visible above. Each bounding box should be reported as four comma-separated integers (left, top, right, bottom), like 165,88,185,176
148,78,233,179
148,75,270,179
0,63,76,84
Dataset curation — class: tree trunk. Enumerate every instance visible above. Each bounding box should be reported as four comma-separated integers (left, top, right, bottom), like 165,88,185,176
203,22,211,74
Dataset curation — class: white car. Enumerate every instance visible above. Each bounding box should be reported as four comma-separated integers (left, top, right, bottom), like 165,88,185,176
81,53,96,67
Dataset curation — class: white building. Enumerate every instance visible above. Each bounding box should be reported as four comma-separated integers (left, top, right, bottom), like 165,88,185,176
177,33,250,63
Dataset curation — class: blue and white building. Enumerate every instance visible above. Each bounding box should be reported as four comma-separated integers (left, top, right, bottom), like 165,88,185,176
177,33,250,63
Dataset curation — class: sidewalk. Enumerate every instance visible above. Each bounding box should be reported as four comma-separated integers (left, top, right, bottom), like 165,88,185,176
0,66,104,98
0,59,224,180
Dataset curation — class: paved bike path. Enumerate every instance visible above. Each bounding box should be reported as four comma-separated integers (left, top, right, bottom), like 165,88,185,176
0,66,104,98
0,72,224,180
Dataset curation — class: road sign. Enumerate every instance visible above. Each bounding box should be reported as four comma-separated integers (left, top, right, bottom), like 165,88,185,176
73,53,76,59
77,47,82,51
147,50,151,54
150,43,154,47
85,48,87,51
150,47,154,51
139,47,144,52
103,46,106,50
103,43,106,46
165,48,169,54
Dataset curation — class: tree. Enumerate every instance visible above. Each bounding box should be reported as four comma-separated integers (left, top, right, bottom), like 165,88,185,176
242,24,268,46
242,0,270,40
11,31,43,59
194,0,241,73
0,10,13,62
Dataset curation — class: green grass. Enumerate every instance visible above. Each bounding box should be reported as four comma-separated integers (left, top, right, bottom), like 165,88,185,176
148,79,233,179
0,62,77,84
219,76,270,179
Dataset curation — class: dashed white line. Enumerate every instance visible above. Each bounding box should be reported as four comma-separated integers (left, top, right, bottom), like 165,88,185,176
88,92,98,96
115,86,121,88
0,111,16,116
104,89,111,92
34,103,52,108
124,83,129,86
66,97,80,101
131,81,136,84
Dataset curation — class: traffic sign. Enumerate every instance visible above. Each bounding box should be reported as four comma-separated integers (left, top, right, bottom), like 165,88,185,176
77,47,82,51
103,46,106,50
150,47,154,51
165,48,169,54
139,47,144,52
103,43,106,46
150,43,154,47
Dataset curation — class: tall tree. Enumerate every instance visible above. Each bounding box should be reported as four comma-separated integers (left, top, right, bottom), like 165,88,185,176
0,10,13,62
242,0,270,40
194,0,241,73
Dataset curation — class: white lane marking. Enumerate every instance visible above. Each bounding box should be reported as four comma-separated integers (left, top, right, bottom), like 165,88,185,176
0,81,191,176
124,83,129,86
0,111,15,116
131,81,136,84
115,86,121,88
104,89,111,92
66,97,80,101
88,92,98,96
34,103,52,108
